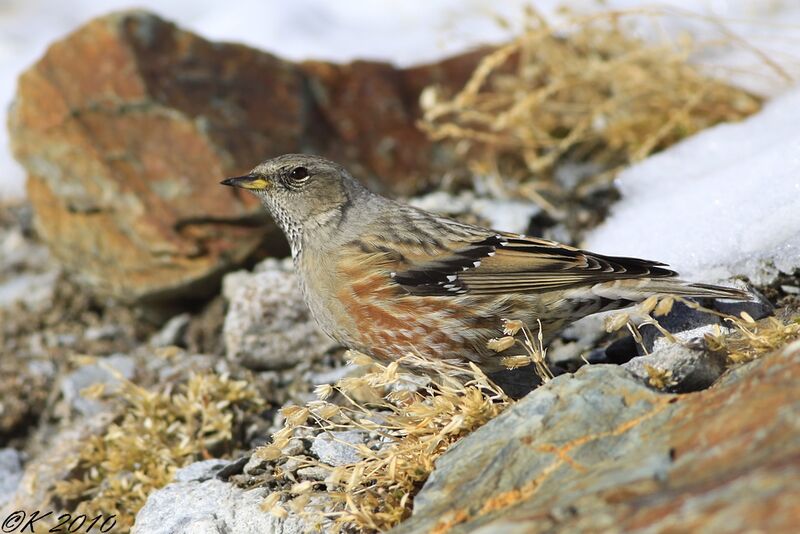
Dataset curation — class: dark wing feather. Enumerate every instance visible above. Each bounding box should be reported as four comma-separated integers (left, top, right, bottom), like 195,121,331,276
393,233,678,296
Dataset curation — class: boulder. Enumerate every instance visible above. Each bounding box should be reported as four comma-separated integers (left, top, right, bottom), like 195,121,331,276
393,341,800,533
9,11,486,304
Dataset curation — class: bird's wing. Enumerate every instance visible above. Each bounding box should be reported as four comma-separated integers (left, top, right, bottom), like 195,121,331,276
388,230,678,297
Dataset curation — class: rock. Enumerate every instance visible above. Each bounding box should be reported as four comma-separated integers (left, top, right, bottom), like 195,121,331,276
486,368,541,400
640,294,773,353
310,430,367,467
223,258,337,370
711,280,774,321
586,334,640,365
132,460,309,534
0,270,59,311
623,342,728,392
172,459,229,483
0,212,60,311
84,324,125,342
639,301,721,353
61,354,136,417
393,344,800,533
281,439,306,457
649,324,722,353
0,449,23,509
296,466,330,482
2,414,113,517
9,11,487,304
149,312,191,348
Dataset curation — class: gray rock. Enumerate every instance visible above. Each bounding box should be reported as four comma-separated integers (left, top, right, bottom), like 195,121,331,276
639,300,721,352
146,352,217,384
639,283,772,353
307,364,360,386
393,349,800,533
623,343,728,392
149,313,192,348
0,449,23,509
173,459,229,482
223,258,337,370
0,225,59,311
84,324,125,342
132,460,309,534
650,324,723,353
2,414,114,517
397,365,673,533
281,439,306,457
0,270,59,311
311,430,367,467
296,466,330,481
61,354,136,417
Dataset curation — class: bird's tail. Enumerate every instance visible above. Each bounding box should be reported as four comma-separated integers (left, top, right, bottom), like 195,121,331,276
637,280,751,301
590,278,752,303
682,282,751,300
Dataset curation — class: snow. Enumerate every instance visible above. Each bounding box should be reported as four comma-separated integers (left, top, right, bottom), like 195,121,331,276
585,87,800,286
2,0,800,200
409,191,540,235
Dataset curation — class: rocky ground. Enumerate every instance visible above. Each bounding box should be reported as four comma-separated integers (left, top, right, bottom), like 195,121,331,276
2,8,800,534
2,188,798,533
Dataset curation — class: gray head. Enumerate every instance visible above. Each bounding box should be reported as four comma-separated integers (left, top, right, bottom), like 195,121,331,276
221,154,369,255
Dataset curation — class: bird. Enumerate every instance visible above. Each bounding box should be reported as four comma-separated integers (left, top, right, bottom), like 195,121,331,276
221,154,749,375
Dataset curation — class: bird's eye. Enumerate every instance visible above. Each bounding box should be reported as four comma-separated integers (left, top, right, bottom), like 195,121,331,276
289,166,309,181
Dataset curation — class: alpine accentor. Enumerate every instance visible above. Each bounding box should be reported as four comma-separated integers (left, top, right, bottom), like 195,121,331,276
222,154,747,373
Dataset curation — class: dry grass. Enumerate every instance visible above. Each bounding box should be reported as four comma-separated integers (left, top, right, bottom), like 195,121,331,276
487,318,554,381
257,298,800,531
607,294,800,365
53,370,264,531
704,312,800,364
258,351,510,532
419,6,762,213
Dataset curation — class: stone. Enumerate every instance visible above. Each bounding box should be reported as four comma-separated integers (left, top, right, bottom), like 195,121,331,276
8,11,487,304
149,312,191,348
2,414,113,517
61,354,136,417
172,459,229,483
310,430,367,467
393,343,800,533
650,324,722,353
623,342,728,392
223,258,337,370
639,300,722,353
84,324,125,342
296,466,330,482
0,209,60,311
639,286,773,353
132,459,309,534
0,448,23,509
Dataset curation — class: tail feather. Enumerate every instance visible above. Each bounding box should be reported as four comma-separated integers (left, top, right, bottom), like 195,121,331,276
683,282,751,300
591,279,752,302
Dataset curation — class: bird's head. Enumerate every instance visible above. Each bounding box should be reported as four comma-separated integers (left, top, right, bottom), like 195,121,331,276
222,154,367,252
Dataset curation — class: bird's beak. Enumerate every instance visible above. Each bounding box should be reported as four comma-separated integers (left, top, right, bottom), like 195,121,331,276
220,174,270,190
